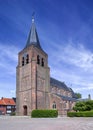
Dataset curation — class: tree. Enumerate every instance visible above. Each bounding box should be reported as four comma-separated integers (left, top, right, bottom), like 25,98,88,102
73,100,93,112
73,102,86,111
85,100,93,110
75,93,82,99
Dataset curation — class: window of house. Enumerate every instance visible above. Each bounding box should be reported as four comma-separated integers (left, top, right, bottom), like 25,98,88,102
37,55,40,64
41,58,44,67
7,110,11,114
52,101,56,109
11,106,15,108
7,106,11,109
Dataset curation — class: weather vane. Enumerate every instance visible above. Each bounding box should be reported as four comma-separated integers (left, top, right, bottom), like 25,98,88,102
32,12,35,23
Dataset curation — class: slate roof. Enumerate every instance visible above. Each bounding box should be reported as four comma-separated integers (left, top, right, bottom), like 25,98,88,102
50,77,77,99
50,77,69,91
68,87,77,98
25,16,42,50
55,94,77,101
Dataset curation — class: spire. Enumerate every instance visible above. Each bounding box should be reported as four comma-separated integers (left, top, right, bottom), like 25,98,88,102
25,14,42,49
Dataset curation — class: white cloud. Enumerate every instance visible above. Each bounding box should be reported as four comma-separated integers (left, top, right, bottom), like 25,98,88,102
0,44,19,61
0,43,20,76
10,89,16,94
0,43,19,98
0,82,16,98
75,86,93,91
47,41,93,99
49,43,93,71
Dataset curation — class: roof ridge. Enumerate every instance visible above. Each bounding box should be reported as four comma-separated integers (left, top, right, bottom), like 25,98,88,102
50,77,69,91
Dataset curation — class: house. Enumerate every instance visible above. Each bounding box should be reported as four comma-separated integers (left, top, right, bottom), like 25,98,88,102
0,97,16,115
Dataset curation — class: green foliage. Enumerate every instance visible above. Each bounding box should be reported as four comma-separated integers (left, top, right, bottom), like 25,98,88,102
73,100,93,112
10,112,16,116
67,110,93,117
85,100,93,110
75,93,82,99
73,102,86,111
31,109,58,118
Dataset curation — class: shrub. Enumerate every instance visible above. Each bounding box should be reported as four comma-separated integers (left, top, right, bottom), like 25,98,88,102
73,102,86,111
10,112,16,116
67,110,93,117
73,100,93,112
31,109,58,118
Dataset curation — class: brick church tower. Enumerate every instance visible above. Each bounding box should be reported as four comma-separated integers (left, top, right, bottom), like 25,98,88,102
16,16,50,115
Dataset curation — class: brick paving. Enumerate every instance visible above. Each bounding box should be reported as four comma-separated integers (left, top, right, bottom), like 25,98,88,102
0,116,93,130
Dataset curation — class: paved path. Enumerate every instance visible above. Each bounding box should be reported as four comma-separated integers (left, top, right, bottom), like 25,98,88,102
0,116,93,130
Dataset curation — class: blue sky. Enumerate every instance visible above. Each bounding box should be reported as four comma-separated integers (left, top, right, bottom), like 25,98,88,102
0,0,93,99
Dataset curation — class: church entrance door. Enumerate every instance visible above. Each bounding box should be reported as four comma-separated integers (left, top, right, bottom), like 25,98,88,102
23,105,27,115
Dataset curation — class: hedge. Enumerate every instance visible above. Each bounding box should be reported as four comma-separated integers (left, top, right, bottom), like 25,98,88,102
67,111,93,117
31,109,58,118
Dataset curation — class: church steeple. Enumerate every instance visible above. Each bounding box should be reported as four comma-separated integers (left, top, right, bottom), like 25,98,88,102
25,15,42,49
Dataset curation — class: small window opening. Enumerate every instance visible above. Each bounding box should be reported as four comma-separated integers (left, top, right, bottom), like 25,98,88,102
26,54,29,64
37,55,40,64
22,57,24,66
41,58,44,67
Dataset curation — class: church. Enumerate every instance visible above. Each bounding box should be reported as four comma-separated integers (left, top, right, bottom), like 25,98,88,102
16,16,77,116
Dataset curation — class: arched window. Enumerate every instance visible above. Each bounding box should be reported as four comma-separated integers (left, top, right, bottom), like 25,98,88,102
37,55,40,64
26,54,29,64
41,58,44,67
22,57,24,66
52,101,56,109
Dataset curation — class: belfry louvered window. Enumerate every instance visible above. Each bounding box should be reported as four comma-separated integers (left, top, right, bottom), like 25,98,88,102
26,54,29,64
37,55,40,64
22,57,24,66
41,58,44,67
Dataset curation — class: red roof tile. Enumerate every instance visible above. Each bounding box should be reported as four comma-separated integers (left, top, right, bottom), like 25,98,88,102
0,98,15,105
0,100,4,105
